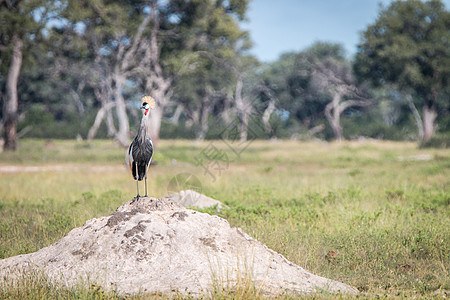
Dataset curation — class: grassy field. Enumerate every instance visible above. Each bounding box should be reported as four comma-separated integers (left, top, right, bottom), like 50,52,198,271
0,139,449,299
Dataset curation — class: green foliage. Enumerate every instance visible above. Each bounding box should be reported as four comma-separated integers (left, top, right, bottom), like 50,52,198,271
0,0,59,70
3,0,450,144
340,105,418,140
354,0,450,141
259,42,371,140
260,50,322,127
355,0,450,94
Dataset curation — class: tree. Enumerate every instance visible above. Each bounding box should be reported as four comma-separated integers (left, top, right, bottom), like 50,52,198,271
161,0,251,141
61,0,250,145
135,0,250,143
262,43,371,140
172,52,233,140
355,0,450,142
231,55,259,142
60,0,153,146
261,52,322,135
252,77,278,138
0,0,58,150
306,43,371,141
139,0,170,145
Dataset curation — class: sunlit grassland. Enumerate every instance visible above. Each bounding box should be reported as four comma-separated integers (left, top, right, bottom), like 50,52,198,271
0,139,449,299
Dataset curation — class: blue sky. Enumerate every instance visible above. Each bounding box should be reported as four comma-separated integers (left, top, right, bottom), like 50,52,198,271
242,0,450,62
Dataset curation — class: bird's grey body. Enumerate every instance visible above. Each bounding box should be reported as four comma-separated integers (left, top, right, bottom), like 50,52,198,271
127,101,154,197
128,135,153,181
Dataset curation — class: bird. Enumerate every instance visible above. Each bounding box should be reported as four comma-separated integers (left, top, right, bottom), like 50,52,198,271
126,96,155,198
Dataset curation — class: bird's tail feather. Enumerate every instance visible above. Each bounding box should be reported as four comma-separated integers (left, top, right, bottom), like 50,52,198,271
132,162,148,181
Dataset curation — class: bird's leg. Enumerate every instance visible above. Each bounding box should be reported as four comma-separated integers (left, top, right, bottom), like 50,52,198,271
144,166,148,197
135,162,140,198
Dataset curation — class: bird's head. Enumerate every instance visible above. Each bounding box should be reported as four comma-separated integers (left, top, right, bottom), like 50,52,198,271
141,96,156,116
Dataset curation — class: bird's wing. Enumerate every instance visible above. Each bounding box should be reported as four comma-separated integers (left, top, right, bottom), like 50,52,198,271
126,143,134,170
145,139,154,168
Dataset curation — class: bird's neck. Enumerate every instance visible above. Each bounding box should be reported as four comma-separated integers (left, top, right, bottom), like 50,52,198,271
137,114,149,143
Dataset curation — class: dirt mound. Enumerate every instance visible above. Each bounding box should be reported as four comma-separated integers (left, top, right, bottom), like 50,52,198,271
0,195,358,297
165,190,225,210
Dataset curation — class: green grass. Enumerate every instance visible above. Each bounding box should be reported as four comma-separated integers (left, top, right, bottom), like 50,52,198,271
0,139,449,299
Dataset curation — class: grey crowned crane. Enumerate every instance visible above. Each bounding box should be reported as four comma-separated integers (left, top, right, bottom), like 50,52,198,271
126,96,155,198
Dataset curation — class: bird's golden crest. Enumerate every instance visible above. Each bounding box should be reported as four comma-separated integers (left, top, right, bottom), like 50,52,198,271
141,96,156,109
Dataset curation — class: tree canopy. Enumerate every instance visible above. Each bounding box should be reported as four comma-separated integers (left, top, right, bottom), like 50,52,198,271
1,0,449,149
355,0,450,142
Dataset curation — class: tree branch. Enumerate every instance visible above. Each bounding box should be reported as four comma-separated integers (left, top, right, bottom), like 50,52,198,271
406,95,424,141
339,99,372,112
121,12,152,72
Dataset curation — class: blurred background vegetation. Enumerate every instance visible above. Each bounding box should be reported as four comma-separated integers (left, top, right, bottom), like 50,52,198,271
0,0,449,150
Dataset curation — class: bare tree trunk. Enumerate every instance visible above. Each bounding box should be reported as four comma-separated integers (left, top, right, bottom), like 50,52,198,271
112,73,130,146
406,95,424,141
235,76,251,142
197,96,212,140
89,84,117,139
88,108,106,140
148,104,163,144
422,104,436,143
170,104,183,125
324,88,371,141
308,124,325,137
145,83,171,145
87,102,116,140
221,95,233,126
69,82,86,116
106,109,117,137
3,34,23,151
187,109,200,129
239,110,249,142
324,93,343,141
262,98,276,137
